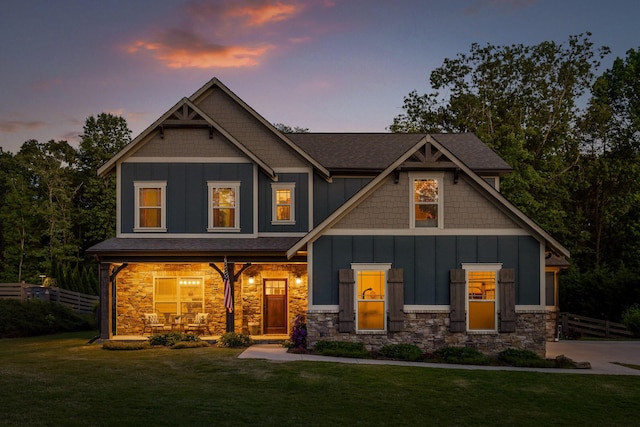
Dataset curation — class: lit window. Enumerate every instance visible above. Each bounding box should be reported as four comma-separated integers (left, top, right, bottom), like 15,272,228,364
411,174,442,228
153,277,204,321
271,183,295,224
465,266,500,331
134,182,166,231
208,182,240,231
352,264,390,332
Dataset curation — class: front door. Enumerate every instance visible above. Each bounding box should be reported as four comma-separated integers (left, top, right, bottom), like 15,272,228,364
264,279,287,334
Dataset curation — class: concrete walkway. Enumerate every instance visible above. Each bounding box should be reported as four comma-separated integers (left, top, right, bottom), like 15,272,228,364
239,341,640,375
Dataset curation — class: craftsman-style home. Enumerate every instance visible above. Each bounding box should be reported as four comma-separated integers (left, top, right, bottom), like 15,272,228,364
87,78,569,355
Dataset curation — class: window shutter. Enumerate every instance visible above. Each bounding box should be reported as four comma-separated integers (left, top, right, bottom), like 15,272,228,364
387,268,404,332
449,269,466,332
338,269,355,333
499,268,516,332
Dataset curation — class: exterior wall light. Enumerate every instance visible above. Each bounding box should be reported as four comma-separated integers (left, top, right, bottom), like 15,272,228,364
248,276,255,285
295,275,302,285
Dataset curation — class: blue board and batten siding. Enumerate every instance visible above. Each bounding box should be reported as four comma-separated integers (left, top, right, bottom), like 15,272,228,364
312,235,540,306
313,175,372,226
120,163,254,234
258,173,310,232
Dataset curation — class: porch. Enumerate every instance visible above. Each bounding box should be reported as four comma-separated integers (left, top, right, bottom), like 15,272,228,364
105,261,307,339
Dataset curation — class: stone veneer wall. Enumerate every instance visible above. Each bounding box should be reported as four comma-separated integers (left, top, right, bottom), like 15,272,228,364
239,264,307,335
114,262,307,336
546,308,559,341
306,311,546,357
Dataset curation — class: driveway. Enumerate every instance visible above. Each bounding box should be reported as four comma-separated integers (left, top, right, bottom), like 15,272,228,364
546,340,640,375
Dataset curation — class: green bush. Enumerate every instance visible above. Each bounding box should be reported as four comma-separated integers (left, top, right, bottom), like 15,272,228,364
217,332,253,348
433,346,490,365
622,304,640,337
378,344,423,361
0,299,95,338
148,332,201,346
171,341,210,349
313,341,370,358
498,348,553,368
102,341,150,351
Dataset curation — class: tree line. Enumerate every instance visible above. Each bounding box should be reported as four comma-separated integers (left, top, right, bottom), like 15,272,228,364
0,114,131,294
391,33,640,321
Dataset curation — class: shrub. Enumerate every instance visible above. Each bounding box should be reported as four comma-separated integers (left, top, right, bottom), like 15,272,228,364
149,332,201,346
287,314,307,349
217,332,253,348
313,341,370,358
433,346,490,365
622,304,640,337
171,341,210,349
0,299,95,338
378,344,423,362
498,348,553,368
102,341,150,351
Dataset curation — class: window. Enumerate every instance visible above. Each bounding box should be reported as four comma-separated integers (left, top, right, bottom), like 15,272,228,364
208,182,240,231
352,264,390,332
545,271,556,306
271,183,295,224
134,182,166,231
411,174,442,228
153,277,204,321
463,264,501,332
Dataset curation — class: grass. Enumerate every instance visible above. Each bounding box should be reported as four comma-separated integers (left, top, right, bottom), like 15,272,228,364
2,332,640,426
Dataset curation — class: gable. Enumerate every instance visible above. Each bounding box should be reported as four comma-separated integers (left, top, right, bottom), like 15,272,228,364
331,171,520,230
130,128,245,159
194,86,308,169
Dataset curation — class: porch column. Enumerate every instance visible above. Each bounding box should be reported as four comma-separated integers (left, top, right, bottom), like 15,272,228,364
226,262,235,333
99,262,112,340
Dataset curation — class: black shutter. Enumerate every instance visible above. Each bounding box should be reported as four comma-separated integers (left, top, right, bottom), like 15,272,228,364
450,269,466,332
499,268,516,332
387,268,404,332
338,269,355,332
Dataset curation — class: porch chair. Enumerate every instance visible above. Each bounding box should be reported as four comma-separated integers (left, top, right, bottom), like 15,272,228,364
142,313,166,335
186,313,211,335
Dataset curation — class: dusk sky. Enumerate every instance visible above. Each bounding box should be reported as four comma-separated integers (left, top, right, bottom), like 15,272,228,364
1,0,639,154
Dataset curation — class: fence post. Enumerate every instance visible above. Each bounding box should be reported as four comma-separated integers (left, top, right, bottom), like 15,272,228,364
605,320,610,338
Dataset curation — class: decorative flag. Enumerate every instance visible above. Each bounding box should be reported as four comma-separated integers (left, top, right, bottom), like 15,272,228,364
223,257,233,313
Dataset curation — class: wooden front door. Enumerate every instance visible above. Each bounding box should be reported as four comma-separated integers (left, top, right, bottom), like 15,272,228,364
264,279,287,334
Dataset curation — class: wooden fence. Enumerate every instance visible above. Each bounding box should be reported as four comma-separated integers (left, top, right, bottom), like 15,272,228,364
0,283,99,315
560,312,633,339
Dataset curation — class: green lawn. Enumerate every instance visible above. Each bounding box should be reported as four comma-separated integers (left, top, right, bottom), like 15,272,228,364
1,332,639,426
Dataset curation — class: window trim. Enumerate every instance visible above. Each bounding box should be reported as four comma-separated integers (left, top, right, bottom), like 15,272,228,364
152,276,205,319
409,172,443,229
271,182,296,225
133,181,167,232
462,263,502,333
351,263,391,333
207,181,241,232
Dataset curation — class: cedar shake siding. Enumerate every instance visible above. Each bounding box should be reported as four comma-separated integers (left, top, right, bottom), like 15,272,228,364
130,128,245,158
333,172,520,230
196,88,308,168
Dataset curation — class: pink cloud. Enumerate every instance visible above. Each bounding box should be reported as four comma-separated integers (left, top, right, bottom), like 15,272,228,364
126,28,274,69
124,0,336,69
0,120,46,133
225,2,301,26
